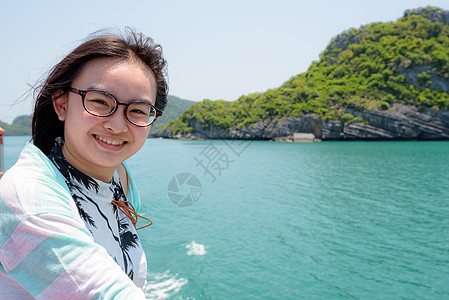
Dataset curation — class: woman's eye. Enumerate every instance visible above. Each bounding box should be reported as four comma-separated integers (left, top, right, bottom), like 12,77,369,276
92,99,108,105
130,109,148,115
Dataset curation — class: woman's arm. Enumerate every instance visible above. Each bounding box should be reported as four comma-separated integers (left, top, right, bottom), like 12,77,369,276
0,212,147,299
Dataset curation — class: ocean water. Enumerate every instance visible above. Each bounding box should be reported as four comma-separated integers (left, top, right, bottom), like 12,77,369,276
3,136,449,299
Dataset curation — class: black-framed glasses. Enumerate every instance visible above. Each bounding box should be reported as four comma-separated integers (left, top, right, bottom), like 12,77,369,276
68,88,162,127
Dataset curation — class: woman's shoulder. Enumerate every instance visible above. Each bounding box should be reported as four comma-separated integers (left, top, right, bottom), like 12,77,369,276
4,143,62,180
0,143,78,219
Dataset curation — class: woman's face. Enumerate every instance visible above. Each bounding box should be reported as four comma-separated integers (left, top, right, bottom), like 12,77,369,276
53,57,157,182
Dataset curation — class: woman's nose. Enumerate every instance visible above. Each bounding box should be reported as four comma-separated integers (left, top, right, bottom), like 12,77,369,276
104,106,129,132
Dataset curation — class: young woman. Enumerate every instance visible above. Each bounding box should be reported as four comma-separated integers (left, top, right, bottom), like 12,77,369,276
0,29,168,299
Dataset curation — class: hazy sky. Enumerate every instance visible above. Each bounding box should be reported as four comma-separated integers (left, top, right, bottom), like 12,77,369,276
1,0,448,123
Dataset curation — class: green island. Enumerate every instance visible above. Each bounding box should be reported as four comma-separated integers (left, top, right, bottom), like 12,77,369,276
153,6,449,141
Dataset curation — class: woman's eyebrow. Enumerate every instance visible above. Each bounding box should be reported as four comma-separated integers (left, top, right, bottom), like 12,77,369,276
86,85,106,91
132,98,152,104
86,86,153,102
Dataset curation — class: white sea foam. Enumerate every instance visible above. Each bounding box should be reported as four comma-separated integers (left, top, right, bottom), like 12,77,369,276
143,271,188,300
185,241,207,256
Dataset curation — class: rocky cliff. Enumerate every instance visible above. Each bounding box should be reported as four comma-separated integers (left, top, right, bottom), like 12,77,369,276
151,104,449,141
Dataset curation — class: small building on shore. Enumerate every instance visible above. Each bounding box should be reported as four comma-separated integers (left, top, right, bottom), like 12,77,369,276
292,133,315,142
274,132,319,142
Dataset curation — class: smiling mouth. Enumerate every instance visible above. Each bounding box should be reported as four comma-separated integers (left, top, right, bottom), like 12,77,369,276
94,135,127,146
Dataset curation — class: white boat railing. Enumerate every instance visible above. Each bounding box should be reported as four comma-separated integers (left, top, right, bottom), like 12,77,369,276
0,127,5,177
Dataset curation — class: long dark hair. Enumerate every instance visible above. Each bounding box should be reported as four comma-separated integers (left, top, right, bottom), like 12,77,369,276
32,28,168,155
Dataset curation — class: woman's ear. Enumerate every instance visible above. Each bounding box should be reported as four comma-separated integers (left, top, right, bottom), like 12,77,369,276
52,91,68,121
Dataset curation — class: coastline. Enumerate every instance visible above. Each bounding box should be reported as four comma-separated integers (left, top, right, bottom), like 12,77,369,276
149,104,449,142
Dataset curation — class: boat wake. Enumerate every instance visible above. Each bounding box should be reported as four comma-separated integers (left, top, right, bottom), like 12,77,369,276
143,271,188,300
185,241,207,256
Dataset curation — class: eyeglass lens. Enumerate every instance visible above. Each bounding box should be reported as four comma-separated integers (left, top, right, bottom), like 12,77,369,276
83,91,156,126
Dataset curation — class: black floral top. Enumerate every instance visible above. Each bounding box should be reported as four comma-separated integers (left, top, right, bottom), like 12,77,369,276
48,138,147,287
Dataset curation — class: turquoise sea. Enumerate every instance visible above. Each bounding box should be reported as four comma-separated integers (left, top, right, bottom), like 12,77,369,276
3,136,449,299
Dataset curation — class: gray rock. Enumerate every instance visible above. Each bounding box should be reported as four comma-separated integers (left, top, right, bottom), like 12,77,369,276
404,7,449,25
399,64,449,92
344,104,449,140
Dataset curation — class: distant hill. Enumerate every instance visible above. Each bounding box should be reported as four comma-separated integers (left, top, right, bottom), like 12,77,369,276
0,95,195,136
0,115,32,136
155,6,449,141
150,95,195,132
